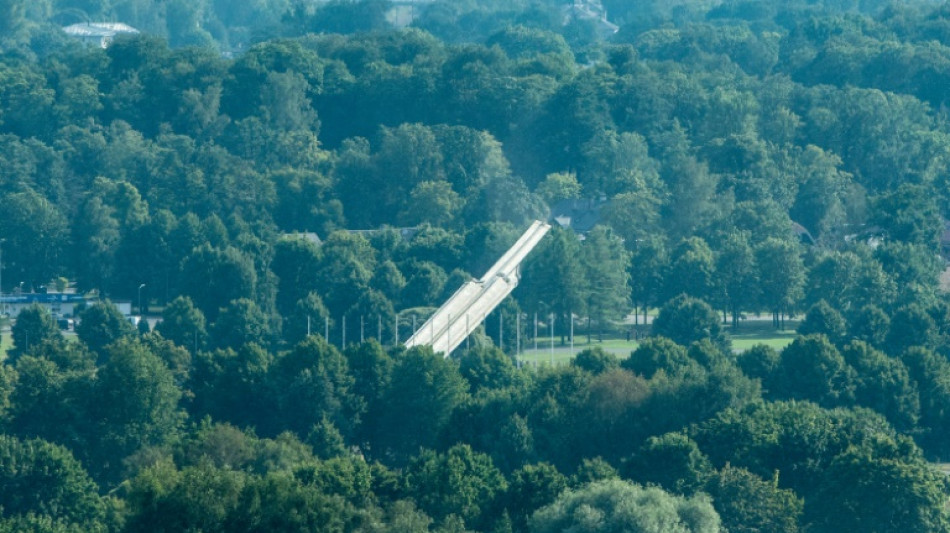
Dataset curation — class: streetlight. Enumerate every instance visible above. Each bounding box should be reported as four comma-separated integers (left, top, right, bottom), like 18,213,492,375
138,283,146,316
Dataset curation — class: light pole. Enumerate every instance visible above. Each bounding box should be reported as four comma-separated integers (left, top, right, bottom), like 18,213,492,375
138,283,146,316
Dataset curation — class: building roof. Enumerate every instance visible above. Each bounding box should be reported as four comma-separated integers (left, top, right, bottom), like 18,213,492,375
284,232,323,247
550,197,606,234
562,0,619,36
62,22,139,40
0,293,87,304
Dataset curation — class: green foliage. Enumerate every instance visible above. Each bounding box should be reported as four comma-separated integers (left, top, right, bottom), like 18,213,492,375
623,432,714,495
736,344,780,383
458,345,523,393
899,347,950,458
122,460,244,533
652,295,729,351
343,340,392,448
75,300,136,356
872,183,943,250
622,336,694,379
268,335,359,438
529,478,721,533
376,347,468,462
848,304,890,349
568,368,651,465
693,400,910,500
0,190,68,288
188,346,266,428
705,465,803,533
211,298,273,350
797,300,847,346
0,435,108,529
0,364,14,425
841,341,919,432
92,337,184,481
6,2,950,528
505,463,568,532
9,305,61,363
156,296,208,353
535,172,581,204
755,238,805,327
519,226,588,331
405,444,507,530
770,335,857,407
663,237,716,304
714,231,758,327
572,346,620,375
6,356,93,454
582,226,631,339
179,245,258,321
887,304,941,355
808,443,950,533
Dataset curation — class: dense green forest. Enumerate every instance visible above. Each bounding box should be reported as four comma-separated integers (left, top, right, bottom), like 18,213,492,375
5,0,950,531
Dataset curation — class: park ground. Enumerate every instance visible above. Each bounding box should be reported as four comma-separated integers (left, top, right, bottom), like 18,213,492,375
516,317,800,366
0,315,800,365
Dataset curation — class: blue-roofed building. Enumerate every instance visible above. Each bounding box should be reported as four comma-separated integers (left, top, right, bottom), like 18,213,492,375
0,293,117,319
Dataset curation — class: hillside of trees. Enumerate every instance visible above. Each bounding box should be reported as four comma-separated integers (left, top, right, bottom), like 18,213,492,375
4,0,950,531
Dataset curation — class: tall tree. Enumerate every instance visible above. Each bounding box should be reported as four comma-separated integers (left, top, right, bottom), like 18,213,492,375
405,444,507,531
210,298,273,351
0,435,109,529
663,237,716,304
271,236,323,320
704,465,802,533
770,335,857,408
267,335,359,439
75,300,136,357
714,231,758,327
155,296,208,354
755,238,805,329
872,183,943,250
628,236,668,324
0,189,68,289
652,295,730,355
376,347,468,463
519,227,588,344
91,337,183,483
179,245,258,321
582,226,630,341
8,304,61,363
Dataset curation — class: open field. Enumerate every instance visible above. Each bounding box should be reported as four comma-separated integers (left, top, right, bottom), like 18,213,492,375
516,318,801,366
516,337,639,366
0,318,8,361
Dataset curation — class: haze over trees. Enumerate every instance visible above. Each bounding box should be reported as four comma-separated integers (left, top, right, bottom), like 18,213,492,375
3,0,950,530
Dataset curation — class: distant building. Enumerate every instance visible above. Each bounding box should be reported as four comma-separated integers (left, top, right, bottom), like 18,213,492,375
0,293,132,319
550,197,607,235
562,0,619,38
62,22,139,48
283,232,323,247
1,293,88,319
345,226,421,241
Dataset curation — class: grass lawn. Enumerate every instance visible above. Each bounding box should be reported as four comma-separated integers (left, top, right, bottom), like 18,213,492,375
730,330,798,352
729,318,800,352
517,337,640,366
516,319,801,366
0,317,9,362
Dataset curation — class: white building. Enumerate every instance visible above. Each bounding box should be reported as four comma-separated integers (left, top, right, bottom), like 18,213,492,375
0,293,89,319
62,22,139,48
